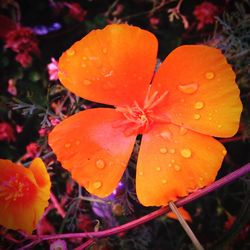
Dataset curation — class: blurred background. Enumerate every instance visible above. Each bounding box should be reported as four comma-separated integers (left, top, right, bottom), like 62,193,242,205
0,0,249,249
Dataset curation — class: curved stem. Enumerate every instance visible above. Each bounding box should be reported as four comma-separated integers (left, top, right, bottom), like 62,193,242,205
20,163,250,249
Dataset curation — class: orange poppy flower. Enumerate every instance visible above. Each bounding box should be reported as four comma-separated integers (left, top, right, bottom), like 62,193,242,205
0,158,51,233
49,24,242,206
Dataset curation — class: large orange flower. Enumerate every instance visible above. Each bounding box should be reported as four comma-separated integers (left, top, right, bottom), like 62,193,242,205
49,24,242,206
0,158,51,233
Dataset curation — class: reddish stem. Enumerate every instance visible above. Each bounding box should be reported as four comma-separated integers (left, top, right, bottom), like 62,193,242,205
50,192,66,218
74,239,95,250
20,163,250,249
219,135,242,143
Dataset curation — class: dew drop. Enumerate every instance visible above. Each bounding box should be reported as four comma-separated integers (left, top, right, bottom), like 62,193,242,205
83,80,92,85
96,159,105,169
218,124,222,128
171,159,175,163
81,63,87,68
102,48,108,54
174,165,181,171
180,148,192,158
156,167,161,172
139,171,143,176
199,177,204,182
169,148,175,154
64,143,71,148
82,56,88,60
180,127,188,136
162,179,167,184
76,140,80,145
205,71,215,80
208,117,212,121
194,101,204,110
178,83,198,94
160,131,172,140
93,181,102,189
160,147,167,154
194,114,201,120
168,163,172,167
66,49,75,56
222,149,227,155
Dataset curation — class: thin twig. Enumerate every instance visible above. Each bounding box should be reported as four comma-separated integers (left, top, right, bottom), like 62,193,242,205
169,201,204,250
74,239,95,250
50,192,66,218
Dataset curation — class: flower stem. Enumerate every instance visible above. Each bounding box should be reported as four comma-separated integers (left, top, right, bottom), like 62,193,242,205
20,163,250,249
169,201,204,250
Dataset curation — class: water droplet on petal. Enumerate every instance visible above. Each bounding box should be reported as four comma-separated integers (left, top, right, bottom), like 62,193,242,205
199,177,204,182
180,148,192,158
64,143,71,148
93,181,102,189
160,147,167,154
169,148,175,154
208,117,212,121
156,167,161,171
76,140,80,145
160,131,172,140
102,48,108,54
139,171,143,176
162,179,167,184
180,127,188,136
171,159,175,163
194,114,201,120
168,163,172,167
96,159,105,169
222,149,227,155
81,63,86,68
66,49,75,56
174,165,181,171
82,56,88,60
218,124,222,128
205,71,215,80
83,80,92,85
194,101,204,110
178,83,198,94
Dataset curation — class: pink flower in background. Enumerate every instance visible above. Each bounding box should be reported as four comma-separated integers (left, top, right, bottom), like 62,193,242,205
5,26,40,67
150,17,160,29
16,125,23,133
39,128,47,137
50,118,60,126
0,122,15,142
65,2,86,22
22,142,40,160
7,79,17,96
50,239,67,250
47,58,59,81
193,1,219,30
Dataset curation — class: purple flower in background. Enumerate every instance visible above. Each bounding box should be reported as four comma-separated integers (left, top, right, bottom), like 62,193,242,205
33,23,62,35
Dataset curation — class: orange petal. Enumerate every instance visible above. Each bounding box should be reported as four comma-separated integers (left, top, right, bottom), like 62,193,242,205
58,24,158,106
151,45,242,137
0,159,50,233
49,108,136,197
136,123,226,206
167,207,192,222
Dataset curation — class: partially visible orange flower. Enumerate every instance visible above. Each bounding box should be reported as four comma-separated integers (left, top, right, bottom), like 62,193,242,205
49,24,242,206
167,207,192,223
0,158,51,233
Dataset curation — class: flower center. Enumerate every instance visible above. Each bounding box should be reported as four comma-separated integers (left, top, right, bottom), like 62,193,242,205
0,174,28,202
115,87,169,136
